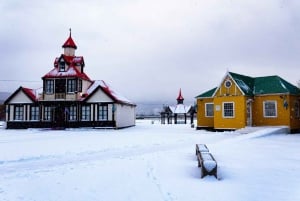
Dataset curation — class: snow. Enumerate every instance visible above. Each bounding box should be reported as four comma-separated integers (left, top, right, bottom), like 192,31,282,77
169,104,191,114
0,120,299,201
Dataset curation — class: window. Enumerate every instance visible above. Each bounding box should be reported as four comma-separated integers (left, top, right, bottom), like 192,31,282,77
14,105,23,120
81,105,90,121
67,79,76,93
78,80,82,92
263,101,277,117
98,104,108,120
44,106,52,121
45,80,54,94
223,102,234,118
68,106,77,121
205,103,214,117
59,60,65,72
30,106,39,121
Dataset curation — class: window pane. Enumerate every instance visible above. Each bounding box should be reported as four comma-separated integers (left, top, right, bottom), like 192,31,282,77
14,106,23,120
81,105,90,121
223,102,234,117
98,105,108,120
205,103,214,117
264,101,277,117
44,106,52,121
31,106,39,120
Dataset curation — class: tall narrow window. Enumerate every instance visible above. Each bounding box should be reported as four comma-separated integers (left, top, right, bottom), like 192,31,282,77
68,106,77,121
263,101,277,117
67,79,76,93
45,80,54,94
44,106,52,121
98,104,108,120
205,103,214,117
59,60,65,72
14,105,23,120
30,106,39,121
81,105,91,121
78,80,82,92
223,102,234,118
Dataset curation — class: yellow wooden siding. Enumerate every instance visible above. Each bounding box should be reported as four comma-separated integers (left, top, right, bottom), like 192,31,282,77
289,95,300,130
196,98,214,128
215,76,243,97
213,96,247,129
252,95,290,127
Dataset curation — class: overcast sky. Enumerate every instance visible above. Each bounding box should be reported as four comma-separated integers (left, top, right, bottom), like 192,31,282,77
1,0,300,104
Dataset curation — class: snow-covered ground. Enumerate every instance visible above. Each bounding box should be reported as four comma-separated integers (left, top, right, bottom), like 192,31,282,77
0,120,299,201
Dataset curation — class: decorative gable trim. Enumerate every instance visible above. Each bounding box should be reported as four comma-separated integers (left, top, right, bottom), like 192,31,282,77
4,87,37,104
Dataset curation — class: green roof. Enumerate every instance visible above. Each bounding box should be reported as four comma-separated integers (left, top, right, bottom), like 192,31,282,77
254,76,300,95
195,87,217,98
195,72,300,98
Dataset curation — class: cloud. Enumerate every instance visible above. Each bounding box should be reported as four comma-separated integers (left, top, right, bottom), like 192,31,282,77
1,0,300,103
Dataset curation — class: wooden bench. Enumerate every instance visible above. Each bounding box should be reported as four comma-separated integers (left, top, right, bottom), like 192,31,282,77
195,144,218,179
195,144,209,156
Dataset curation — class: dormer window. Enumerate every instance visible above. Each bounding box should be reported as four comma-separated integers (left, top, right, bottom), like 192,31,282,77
59,60,66,72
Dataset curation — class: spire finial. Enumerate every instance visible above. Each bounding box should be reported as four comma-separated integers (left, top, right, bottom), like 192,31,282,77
69,28,72,37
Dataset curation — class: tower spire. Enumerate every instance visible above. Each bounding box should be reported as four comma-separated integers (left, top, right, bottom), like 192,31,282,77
69,28,72,37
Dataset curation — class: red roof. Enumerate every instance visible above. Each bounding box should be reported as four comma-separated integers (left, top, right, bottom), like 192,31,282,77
54,55,84,67
22,87,37,101
62,35,77,49
5,87,37,104
177,88,184,100
83,80,135,106
42,66,91,81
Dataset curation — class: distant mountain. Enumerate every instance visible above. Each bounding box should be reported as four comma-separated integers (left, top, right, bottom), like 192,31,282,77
0,92,11,104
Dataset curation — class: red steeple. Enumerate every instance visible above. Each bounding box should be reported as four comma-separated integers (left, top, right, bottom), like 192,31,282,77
177,88,184,104
62,29,77,49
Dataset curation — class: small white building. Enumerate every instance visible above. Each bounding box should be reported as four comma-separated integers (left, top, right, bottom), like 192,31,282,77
161,89,195,124
5,32,136,129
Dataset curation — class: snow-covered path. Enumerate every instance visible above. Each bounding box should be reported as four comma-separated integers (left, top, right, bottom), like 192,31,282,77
0,120,299,201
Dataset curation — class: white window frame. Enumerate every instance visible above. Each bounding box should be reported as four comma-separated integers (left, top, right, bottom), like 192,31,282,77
205,103,214,117
81,105,91,121
67,79,76,93
14,105,24,121
44,106,52,121
68,106,77,121
222,102,235,118
45,80,54,94
98,104,108,121
30,106,39,121
263,101,277,118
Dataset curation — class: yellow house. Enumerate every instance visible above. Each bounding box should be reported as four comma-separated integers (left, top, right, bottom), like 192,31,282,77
196,72,300,133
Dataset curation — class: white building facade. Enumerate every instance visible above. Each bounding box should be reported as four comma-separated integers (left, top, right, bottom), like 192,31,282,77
5,32,136,129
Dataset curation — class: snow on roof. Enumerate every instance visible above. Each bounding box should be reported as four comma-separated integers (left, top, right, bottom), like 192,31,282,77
43,66,91,80
85,80,135,105
169,104,191,114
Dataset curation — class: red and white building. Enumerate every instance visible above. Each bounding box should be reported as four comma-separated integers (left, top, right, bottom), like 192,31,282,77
5,32,136,129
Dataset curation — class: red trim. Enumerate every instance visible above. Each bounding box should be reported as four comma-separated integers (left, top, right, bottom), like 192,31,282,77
177,88,184,100
62,36,77,49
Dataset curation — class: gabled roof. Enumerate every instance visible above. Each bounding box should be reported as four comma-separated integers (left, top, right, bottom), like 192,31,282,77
83,80,136,106
195,87,217,98
54,55,84,67
196,72,300,98
4,87,37,104
169,104,191,114
62,35,77,49
43,65,91,81
228,72,254,96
